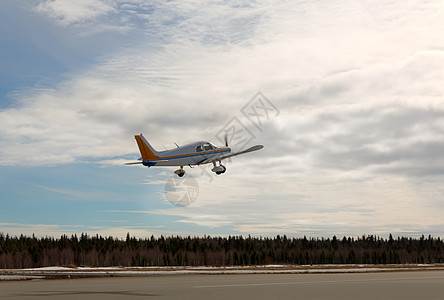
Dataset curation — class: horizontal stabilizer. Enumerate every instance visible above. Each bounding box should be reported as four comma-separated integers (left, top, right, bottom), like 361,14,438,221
124,161,143,165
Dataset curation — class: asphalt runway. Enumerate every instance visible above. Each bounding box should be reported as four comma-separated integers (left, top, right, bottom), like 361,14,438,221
1,271,444,299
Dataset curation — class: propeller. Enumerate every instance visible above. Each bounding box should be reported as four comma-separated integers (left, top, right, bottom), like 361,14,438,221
224,133,228,147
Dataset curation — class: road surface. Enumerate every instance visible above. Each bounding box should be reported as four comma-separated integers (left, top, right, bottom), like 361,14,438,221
1,271,444,299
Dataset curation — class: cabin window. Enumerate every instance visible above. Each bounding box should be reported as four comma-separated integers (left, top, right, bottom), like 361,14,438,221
203,143,213,151
196,145,203,152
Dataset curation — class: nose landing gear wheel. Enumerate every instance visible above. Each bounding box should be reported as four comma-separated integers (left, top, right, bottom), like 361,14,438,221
212,163,226,175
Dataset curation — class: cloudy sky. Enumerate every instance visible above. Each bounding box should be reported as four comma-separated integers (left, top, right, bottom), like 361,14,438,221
1,0,444,239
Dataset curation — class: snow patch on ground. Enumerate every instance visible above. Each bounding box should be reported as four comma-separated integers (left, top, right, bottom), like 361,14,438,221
0,275,44,281
2,264,444,281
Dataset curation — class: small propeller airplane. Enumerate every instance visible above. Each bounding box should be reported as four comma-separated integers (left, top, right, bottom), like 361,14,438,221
126,134,263,177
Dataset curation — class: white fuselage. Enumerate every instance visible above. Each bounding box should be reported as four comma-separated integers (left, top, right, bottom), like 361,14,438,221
143,141,231,167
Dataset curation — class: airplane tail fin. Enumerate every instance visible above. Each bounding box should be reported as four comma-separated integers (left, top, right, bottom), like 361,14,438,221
134,134,160,161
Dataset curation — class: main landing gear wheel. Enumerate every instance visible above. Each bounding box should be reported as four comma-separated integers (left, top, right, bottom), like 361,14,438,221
212,162,226,175
174,166,185,177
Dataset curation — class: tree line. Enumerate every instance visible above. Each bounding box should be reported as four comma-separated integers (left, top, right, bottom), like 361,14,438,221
0,233,443,268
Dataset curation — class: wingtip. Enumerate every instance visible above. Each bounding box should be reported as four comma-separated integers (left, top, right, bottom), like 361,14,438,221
252,144,264,151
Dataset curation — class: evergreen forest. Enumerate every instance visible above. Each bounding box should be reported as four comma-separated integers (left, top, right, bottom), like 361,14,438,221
1,233,443,268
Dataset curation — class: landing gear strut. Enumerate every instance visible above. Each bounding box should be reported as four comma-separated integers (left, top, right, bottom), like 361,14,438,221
211,161,226,175
174,166,185,177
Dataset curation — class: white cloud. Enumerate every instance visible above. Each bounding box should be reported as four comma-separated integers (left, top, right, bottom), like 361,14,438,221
3,0,444,236
35,0,116,26
110,172,444,237
33,184,88,198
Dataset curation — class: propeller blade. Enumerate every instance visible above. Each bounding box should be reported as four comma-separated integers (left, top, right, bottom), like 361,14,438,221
224,133,228,147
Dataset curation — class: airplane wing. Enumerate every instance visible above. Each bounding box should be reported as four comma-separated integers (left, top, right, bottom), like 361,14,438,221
198,145,263,165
